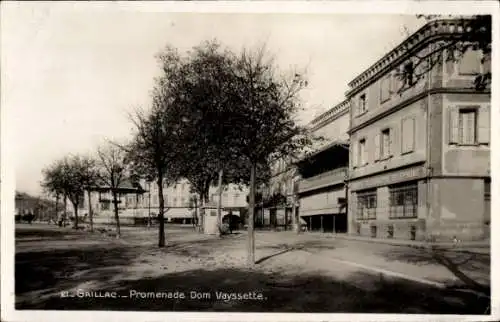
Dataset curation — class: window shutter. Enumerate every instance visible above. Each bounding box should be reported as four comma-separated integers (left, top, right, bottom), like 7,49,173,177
478,105,490,144
449,108,459,144
352,142,358,168
402,118,415,153
374,133,381,161
389,129,394,157
363,140,369,164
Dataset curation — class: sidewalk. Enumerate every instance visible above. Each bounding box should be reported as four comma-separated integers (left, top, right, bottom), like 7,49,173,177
330,234,490,254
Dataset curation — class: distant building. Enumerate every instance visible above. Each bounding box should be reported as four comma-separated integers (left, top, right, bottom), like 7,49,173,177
346,18,491,241
294,99,350,232
143,178,248,224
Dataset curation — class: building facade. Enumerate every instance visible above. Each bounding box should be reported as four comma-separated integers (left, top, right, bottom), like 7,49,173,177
295,99,351,232
346,19,491,241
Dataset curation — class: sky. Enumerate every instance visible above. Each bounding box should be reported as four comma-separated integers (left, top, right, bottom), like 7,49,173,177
2,3,427,196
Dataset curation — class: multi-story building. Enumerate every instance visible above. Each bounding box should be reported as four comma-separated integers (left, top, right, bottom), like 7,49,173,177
346,18,491,241
260,156,297,229
294,99,351,232
143,178,248,224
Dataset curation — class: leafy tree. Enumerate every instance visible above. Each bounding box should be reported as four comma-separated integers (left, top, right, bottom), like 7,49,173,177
97,143,131,238
127,95,185,247
161,40,312,263
398,15,491,92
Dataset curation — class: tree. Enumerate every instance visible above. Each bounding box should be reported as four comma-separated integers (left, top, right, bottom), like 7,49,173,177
127,98,185,247
227,45,312,265
42,156,89,229
97,143,131,238
398,15,491,92
41,160,66,224
157,40,248,236
163,40,312,264
79,155,99,232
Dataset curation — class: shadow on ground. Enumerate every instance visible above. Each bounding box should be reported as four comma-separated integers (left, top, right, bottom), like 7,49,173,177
17,262,490,313
380,247,490,295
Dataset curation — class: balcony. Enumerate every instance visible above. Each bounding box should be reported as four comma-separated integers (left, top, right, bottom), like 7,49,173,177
298,167,348,194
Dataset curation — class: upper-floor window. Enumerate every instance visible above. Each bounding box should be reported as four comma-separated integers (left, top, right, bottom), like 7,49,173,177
458,108,477,145
381,128,392,158
380,74,393,103
173,198,177,207
358,138,367,166
449,105,489,145
358,94,367,115
401,117,415,154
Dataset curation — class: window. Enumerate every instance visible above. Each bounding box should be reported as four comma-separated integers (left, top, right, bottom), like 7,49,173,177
458,48,482,75
380,74,393,102
181,183,185,191
485,179,491,201
450,106,489,145
381,128,391,158
458,108,477,145
358,138,367,166
358,94,367,115
389,182,418,219
401,118,415,154
181,197,186,206
152,195,158,205
211,194,216,202
356,189,377,220
173,198,177,207
234,193,240,204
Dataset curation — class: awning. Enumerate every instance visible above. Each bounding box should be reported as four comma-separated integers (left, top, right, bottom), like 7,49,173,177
296,139,349,164
165,208,193,219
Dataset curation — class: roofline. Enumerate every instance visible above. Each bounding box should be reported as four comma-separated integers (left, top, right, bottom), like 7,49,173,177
309,99,350,129
346,18,477,95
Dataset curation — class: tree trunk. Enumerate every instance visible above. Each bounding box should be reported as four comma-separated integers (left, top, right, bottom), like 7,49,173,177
63,196,67,227
54,193,59,224
87,189,94,232
157,176,166,247
72,202,79,229
247,162,256,266
113,191,121,238
217,168,224,236
148,182,152,228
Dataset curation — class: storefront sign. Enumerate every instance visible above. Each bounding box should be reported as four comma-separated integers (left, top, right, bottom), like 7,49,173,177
350,166,426,191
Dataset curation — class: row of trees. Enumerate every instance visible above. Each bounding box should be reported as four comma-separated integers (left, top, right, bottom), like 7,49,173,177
41,144,132,237
125,41,313,263
41,15,490,265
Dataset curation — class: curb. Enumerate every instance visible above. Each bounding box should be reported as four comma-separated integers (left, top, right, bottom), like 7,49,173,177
333,235,490,255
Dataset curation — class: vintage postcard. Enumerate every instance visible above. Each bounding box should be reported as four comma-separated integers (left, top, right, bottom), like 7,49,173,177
1,1,498,321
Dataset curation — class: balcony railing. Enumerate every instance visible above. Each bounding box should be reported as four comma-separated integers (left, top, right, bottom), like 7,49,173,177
298,167,348,193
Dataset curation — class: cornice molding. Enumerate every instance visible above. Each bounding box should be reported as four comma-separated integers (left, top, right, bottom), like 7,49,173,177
346,18,477,97
309,99,350,131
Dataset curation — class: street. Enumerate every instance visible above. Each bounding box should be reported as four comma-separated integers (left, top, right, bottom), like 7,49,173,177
14,223,490,313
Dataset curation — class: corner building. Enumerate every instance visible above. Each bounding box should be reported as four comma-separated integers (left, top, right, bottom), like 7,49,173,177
346,19,491,241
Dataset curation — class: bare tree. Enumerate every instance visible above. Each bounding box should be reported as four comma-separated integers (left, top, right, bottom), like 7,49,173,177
97,143,130,238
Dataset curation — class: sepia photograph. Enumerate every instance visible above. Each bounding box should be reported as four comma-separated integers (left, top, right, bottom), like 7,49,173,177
1,1,498,321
